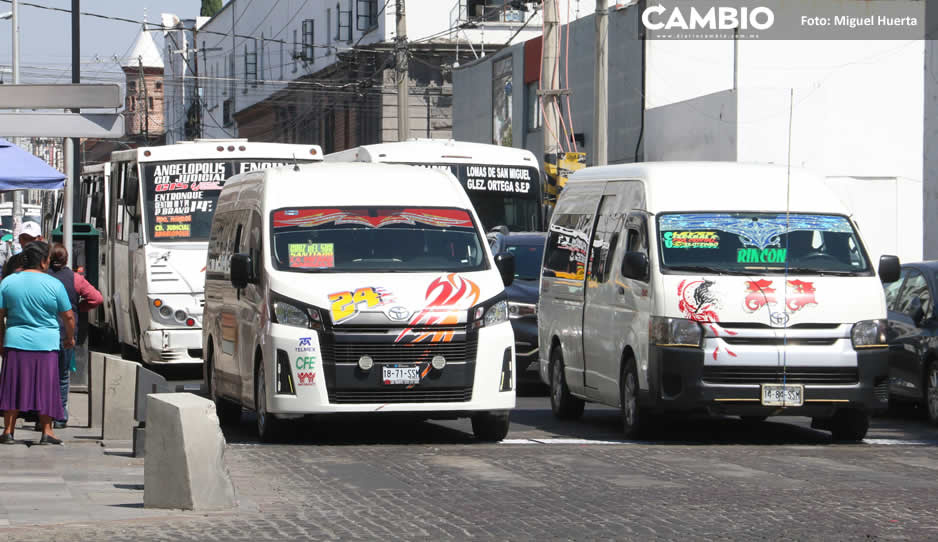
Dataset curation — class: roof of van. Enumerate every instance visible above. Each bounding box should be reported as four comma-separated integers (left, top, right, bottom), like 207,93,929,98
325,139,538,167
226,162,473,210
566,162,849,215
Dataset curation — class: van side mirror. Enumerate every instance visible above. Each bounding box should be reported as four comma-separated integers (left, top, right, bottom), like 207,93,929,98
231,253,254,289
622,252,649,281
878,255,900,283
494,252,515,287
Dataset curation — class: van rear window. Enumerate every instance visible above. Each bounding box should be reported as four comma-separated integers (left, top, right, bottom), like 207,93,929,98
270,207,488,273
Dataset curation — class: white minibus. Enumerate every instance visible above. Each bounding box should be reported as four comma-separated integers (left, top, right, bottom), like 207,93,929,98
539,162,900,441
203,162,517,441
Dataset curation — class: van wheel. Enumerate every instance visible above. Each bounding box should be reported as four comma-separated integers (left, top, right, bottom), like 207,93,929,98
830,409,869,442
924,361,938,425
206,346,241,426
471,411,510,442
255,361,282,443
549,347,584,420
620,357,646,439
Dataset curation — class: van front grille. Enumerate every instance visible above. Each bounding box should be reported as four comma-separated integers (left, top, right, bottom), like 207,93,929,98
703,366,858,385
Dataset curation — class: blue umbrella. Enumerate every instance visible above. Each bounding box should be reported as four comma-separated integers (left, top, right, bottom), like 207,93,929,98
0,138,66,190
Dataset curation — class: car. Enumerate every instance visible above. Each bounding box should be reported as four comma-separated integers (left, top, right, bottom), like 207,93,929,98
884,261,938,423
502,232,546,386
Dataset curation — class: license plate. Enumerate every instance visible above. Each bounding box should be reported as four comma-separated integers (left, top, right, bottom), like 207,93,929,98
383,366,420,385
760,383,804,407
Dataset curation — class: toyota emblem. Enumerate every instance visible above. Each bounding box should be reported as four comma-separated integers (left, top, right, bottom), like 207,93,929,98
769,312,790,327
387,306,411,322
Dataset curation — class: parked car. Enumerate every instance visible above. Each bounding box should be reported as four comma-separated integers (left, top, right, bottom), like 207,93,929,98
884,262,938,423
503,232,546,385
539,162,900,441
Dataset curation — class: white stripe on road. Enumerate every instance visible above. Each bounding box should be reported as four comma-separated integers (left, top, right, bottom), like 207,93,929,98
500,437,938,446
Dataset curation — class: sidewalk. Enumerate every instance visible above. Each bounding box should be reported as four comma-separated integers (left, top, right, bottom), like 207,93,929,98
0,391,192,527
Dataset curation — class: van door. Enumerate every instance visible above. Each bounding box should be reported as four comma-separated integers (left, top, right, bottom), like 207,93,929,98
582,189,625,399
217,213,243,395
618,211,652,396
237,209,265,404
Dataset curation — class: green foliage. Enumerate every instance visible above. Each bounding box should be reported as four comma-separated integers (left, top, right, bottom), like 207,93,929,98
201,0,223,17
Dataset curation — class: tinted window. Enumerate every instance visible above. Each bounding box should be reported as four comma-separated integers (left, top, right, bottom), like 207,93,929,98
896,270,932,319
543,213,593,280
506,242,544,281
587,196,621,284
270,207,486,273
884,275,904,311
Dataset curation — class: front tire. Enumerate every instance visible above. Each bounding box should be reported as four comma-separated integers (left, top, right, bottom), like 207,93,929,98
924,361,938,425
471,411,510,442
549,347,584,420
206,346,241,426
255,361,282,443
620,357,646,439
830,409,869,442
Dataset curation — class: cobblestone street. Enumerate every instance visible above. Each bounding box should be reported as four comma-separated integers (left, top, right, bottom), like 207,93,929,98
3,396,938,540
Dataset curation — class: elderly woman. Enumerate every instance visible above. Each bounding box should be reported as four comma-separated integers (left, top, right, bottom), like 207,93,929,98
0,242,75,445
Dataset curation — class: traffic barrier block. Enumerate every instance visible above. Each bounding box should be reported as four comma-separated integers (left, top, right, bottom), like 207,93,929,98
89,351,107,429
102,354,140,441
144,393,236,510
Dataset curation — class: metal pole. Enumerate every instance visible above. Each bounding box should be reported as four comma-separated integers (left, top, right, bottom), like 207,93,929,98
593,0,608,166
542,0,560,162
11,0,21,237
396,0,409,141
64,140,74,267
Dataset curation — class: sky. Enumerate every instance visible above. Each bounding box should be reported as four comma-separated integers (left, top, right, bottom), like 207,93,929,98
0,0,219,84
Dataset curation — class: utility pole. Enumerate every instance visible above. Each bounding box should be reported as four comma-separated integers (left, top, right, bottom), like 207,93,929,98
138,56,149,141
65,0,79,266
11,0,22,232
396,0,410,141
540,0,561,197
593,0,608,166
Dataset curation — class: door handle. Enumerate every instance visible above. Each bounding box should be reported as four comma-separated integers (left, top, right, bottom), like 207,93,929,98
617,286,625,295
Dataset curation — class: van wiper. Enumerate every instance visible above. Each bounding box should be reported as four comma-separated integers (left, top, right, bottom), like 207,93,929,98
666,265,751,276
781,267,859,276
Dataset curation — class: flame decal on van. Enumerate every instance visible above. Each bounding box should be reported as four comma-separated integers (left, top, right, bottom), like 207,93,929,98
677,279,737,360
273,208,473,229
395,273,481,344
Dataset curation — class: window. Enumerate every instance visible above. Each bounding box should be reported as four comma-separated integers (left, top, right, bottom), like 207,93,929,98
527,82,542,131
302,19,315,60
223,98,233,126
357,0,379,31
337,2,352,42
896,270,933,319
587,196,620,284
259,34,265,84
543,213,593,280
622,213,648,280
244,41,258,90
155,81,162,91
128,80,136,93
292,29,299,72
884,275,904,311
326,9,332,55
148,96,154,110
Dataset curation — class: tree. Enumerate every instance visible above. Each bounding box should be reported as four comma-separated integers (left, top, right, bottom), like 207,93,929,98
201,0,223,17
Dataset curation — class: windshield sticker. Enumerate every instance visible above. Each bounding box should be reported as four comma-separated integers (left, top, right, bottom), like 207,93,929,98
743,280,818,314
396,274,480,344
288,243,335,268
677,279,738,360
153,217,192,239
659,214,853,250
329,286,395,324
273,208,474,229
663,231,720,249
737,248,787,264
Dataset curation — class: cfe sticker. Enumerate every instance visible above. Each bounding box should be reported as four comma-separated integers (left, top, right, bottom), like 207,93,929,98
737,247,787,264
288,243,334,268
329,286,394,324
295,356,317,370
663,231,719,249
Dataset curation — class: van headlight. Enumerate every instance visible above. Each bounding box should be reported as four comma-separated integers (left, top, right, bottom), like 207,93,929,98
470,293,509,330
508,301,536,319
851,319,887,348
271,295,323,331
650,316,702,347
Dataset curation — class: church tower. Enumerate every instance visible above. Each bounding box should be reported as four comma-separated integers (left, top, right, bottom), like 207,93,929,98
122,24,165,141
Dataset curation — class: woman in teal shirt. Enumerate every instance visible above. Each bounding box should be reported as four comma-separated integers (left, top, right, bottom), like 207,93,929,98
0,242,75,445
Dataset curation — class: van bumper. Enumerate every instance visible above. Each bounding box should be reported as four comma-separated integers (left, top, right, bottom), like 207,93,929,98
647,346,890,417
141,328,203,363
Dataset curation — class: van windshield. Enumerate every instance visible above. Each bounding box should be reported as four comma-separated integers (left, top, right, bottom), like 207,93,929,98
270,206,488,273
657,213,872,275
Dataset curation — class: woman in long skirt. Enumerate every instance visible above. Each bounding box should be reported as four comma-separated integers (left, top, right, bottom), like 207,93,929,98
0,241,75,445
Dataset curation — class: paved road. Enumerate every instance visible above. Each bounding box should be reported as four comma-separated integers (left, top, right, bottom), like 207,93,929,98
5,392,938,540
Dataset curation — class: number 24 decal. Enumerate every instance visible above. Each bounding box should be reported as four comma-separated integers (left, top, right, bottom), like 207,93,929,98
329,287,385,323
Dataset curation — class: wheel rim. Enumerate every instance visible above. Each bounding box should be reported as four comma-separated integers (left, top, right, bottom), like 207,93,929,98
551,357,563,406
257,366,267,433
623,371,637,428
928,368,938,420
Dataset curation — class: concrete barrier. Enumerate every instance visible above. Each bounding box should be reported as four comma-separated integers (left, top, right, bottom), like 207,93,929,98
144,393,236,511
132,366,172,457
88,351,107,428
102,355,140,441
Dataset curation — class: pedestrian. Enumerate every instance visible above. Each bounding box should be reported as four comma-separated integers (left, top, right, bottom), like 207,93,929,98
0,241,75,445
47,243,103,428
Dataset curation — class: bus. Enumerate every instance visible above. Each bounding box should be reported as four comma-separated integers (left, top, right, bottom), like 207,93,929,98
325,139,545,232
82,139,323,364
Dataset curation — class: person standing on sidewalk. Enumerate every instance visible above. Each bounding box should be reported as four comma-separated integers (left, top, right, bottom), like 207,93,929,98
47,243,102,428
0,242,75,445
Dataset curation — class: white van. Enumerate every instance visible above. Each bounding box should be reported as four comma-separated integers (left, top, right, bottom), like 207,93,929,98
203,162,517,441
538,162,900,441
